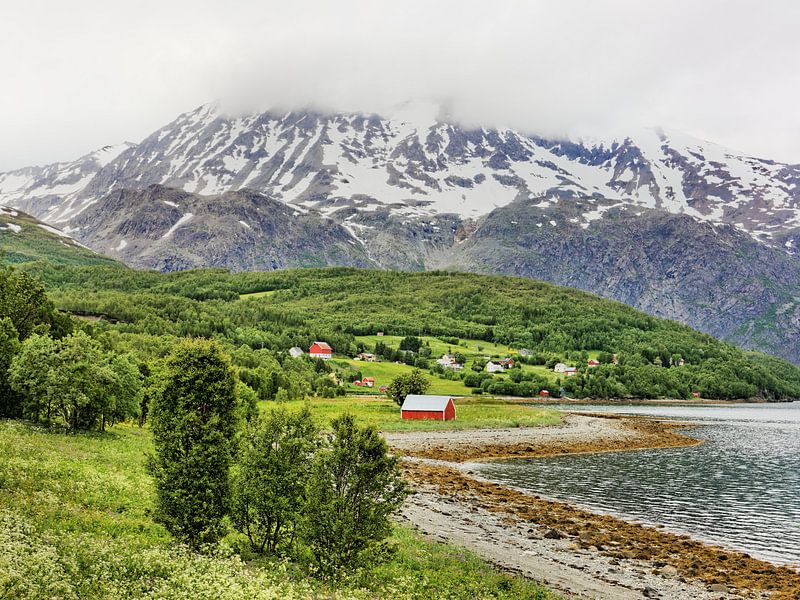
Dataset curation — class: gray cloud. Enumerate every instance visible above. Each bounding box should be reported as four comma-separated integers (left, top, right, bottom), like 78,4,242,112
1,0,798,170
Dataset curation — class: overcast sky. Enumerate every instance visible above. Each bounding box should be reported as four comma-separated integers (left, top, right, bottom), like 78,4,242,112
1,0,798,171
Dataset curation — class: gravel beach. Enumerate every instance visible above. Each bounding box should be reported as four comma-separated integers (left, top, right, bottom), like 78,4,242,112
387,413,799,600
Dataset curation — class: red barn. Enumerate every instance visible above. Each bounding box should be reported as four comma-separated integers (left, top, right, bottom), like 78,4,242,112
539,389,550,397
309,341,332,360
401,395,456,421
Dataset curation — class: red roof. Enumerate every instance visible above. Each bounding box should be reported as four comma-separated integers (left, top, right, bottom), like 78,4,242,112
363,377,375,382
310,341,332,352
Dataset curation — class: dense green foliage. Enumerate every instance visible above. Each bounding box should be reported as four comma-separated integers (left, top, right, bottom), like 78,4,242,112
386,369,431,406
302,414,408,577
148,339,238,548
10,331,142,429
10,261,798,401
231,407,319,554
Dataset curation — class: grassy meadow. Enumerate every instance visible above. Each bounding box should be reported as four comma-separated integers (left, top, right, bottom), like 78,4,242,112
335,358,474,395
0,401,559,599
273,396,562,432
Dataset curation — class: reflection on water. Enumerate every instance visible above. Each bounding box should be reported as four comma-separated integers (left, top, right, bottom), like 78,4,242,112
472,402,800,567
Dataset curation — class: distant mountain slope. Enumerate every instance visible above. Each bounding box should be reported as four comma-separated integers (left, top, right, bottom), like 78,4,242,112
70,184,375,271
3,103,799,253
1,102,799,362
0,205,118,267
439,199,800,363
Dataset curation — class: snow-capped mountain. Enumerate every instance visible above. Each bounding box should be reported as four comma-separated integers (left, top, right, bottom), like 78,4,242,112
2,102,799,254
1,102,799,362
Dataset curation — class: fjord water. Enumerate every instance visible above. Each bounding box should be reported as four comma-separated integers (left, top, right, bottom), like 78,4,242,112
473,402,800,567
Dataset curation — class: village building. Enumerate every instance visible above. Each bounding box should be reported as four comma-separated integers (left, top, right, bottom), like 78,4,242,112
497,358,515,369
436,354,464,371
539,389,551,398
563,367,578,377
587,359,600,367
401,395,456,421
356,352,377,362
309,341,332,360
553,363,570,373
288,346,304,358
362,377,375,388
486,361,505,373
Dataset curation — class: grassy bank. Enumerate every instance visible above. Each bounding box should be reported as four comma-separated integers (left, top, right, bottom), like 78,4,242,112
335,359,474,395
273,396,562,432
0,418,557,599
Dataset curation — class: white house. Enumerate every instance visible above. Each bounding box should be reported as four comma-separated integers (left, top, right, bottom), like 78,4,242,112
436,354,464,371
486,361,505,373
554,363,570,373
288,347,304,358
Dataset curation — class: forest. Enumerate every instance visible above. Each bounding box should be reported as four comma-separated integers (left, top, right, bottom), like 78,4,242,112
3,256,800,408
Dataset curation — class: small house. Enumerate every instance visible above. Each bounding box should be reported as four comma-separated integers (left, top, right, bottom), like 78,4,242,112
587,359,600,367
362,377,375,388
486,361,505,373
376,332,385,336
691,391,701,398
539,389,551,398
553,363,570,373
436,354,464,371
288,346,304,358
401,395,456,421
309,341,333,360
356,352,377,362
498,358,515,369
563,367,578,377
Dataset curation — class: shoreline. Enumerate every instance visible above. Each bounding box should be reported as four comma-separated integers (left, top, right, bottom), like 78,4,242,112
389,414,800,599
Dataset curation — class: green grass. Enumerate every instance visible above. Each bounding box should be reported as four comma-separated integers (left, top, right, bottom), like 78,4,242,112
355,335,518,360
0,213,120,268
238,289,276,300
273,396,562,432
335,359,473,395
0,419,558,599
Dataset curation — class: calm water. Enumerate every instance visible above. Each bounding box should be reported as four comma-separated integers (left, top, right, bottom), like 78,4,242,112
472,402,800,567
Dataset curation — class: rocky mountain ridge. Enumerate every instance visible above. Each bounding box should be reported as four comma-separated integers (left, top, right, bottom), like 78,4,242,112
1,103,798,361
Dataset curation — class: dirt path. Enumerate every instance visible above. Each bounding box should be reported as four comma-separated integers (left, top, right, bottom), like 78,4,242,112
387,415,799,600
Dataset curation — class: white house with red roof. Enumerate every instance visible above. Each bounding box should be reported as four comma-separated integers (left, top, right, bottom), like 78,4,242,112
309,341,333,360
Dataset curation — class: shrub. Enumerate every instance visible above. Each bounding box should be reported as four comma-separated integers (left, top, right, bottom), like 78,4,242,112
302,415,408,577
148,338,238,548
231,406,319,555
385,369,430,406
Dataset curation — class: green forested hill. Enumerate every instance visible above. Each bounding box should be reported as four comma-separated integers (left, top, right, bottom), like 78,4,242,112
10,253,800,401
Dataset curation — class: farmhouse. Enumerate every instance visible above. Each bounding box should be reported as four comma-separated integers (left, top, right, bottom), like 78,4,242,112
587,359,600,367
436,354,464,371
498,358,515,369
553,363,570,373
486,361,505,373
356,352,378,362
288,346,304,358
401,395,456,421
309,341,332,360
362,377,375,388
539,389,550,398
563,367,578,377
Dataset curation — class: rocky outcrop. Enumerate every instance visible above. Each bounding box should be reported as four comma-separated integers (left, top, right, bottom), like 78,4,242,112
69,185,374,272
